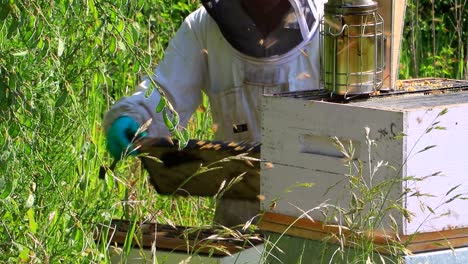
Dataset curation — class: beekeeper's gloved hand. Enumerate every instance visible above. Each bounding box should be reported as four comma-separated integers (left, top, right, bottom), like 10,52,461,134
106,116,148,160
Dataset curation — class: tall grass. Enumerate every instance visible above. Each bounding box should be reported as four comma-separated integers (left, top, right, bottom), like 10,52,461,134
399,0,467,79
320,113,457,264
0,0,203,262
0,0,466,262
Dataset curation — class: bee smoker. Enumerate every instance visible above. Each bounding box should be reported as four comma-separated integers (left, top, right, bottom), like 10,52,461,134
320,0,405,96
320,0,384,95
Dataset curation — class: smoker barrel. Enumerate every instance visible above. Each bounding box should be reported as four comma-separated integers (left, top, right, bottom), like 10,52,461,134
320,0,384,95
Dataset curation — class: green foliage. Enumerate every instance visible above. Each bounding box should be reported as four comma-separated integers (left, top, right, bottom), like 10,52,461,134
0,0,200,262
400,0,467,79
0,0,466,262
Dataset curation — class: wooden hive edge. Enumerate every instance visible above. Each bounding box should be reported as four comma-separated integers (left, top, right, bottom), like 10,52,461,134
259,212,468,254
103,220,262,257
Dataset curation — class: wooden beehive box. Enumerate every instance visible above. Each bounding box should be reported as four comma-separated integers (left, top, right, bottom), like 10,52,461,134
261,79,468,236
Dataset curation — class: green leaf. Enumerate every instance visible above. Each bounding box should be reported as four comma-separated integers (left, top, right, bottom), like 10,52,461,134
445,184,461,196
436,108,448,118
144,53,151,67
132,60,141,72
172,129,181,140
179,129,190,148
445,194,463,204
155,98,166,113
109,9,116,22
417,145,436,154
123,219,139,255
37,38,44,50
124,30,134,46
393,132,407,140
182,128,190,141
7,18,18,38
18,246,30,262
55,90,68,108
109,36,116,53
0,176,14,199
137,0,144,9
116,20,125,33
426,206,435,214
162,110,174,131
0,2,11,20
295,182,315,188
88,0,98,20
0,81,7,103
131,22,140,42
171,112,179,128
26,208,38,234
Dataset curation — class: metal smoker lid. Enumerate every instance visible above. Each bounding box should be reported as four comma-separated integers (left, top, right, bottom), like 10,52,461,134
325,0,378,14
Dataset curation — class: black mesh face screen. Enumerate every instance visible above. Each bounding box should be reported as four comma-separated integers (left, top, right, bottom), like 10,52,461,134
201,0,308,58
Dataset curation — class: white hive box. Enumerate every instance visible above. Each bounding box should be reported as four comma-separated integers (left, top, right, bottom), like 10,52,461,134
261,80,468,235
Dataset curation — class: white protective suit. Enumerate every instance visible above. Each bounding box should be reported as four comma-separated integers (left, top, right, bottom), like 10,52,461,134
104,0,325,226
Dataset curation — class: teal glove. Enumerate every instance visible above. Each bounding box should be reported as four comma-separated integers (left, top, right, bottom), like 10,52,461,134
106,116,148,160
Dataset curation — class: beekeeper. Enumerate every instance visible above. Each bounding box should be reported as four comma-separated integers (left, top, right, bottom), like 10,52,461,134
104,0,324,226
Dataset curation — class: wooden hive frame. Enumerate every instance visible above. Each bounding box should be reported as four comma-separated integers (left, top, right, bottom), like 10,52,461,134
105,220,264,257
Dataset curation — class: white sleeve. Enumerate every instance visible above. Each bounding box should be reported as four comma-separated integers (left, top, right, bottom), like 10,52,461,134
104,8,208,137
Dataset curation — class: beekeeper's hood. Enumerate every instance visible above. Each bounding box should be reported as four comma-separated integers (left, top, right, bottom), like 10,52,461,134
201,0,321,58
